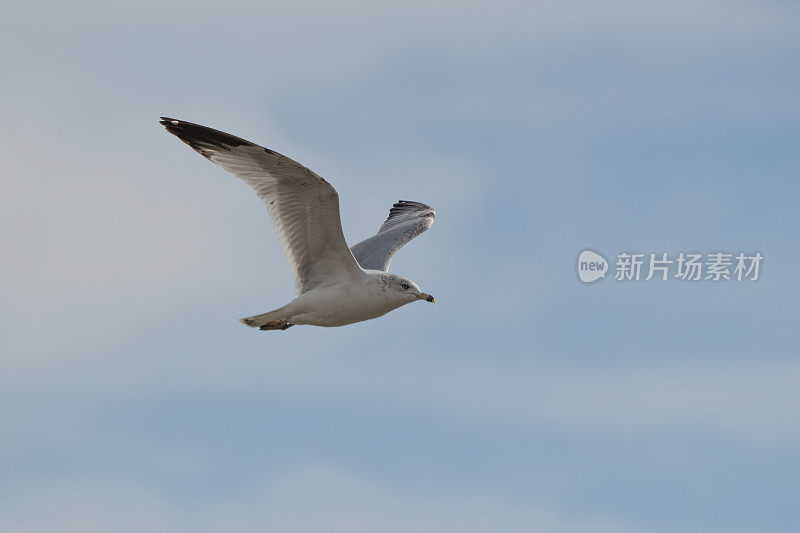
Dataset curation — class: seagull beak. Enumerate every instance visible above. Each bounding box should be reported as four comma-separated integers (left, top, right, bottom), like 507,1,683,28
421,293,435,303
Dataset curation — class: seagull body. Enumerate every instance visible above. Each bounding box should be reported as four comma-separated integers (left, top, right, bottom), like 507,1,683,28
160,118,435,330
262,275,420,328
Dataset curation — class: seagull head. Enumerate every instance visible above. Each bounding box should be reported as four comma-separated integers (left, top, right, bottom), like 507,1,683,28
385,274,435,304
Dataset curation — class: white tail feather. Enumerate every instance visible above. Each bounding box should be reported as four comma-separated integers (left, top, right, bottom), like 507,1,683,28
239,305,289,328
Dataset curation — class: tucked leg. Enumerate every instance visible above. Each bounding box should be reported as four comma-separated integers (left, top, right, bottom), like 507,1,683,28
258,320,293,331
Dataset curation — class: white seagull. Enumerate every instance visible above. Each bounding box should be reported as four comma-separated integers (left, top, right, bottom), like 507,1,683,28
160,118,436,330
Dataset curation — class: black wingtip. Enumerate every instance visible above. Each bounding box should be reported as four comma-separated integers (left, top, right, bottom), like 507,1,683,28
159,117,188,135
158,117,256,151
389,200,435,217
159,117,180,131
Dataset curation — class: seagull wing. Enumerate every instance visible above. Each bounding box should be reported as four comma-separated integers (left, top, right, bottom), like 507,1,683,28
160,117,364,294
350,201,436,271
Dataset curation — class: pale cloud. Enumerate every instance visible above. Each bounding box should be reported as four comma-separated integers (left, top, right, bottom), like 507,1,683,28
0,467,649,533
4,343,798,442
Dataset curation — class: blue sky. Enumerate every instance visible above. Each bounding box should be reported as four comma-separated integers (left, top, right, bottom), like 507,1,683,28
1,1,799,531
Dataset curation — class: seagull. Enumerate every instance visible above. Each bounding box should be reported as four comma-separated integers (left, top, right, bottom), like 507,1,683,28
160,118,436,331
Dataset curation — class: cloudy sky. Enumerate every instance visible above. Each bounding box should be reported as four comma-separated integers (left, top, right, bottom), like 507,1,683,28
1,1,799,531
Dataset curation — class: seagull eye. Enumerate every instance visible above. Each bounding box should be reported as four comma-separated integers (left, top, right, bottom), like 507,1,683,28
401,283,409,290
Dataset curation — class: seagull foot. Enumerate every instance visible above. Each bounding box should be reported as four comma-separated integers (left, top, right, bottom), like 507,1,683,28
258,320,294,331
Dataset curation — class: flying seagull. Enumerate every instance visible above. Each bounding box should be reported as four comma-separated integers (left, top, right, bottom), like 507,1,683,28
160,118,435,330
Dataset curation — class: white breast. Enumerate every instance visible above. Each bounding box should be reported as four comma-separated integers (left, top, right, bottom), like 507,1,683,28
285,275,404,327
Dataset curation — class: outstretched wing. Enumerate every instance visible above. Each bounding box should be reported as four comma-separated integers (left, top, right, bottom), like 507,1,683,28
350,200,436,271
160,117,364,294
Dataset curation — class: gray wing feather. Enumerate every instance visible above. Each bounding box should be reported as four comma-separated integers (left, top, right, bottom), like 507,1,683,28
160,117,364,294
350,200,435,271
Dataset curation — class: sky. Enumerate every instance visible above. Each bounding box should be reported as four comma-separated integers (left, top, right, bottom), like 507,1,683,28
1,0,799,531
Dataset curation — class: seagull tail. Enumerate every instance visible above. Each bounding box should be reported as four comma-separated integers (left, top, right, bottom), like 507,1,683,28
239,305,292,330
